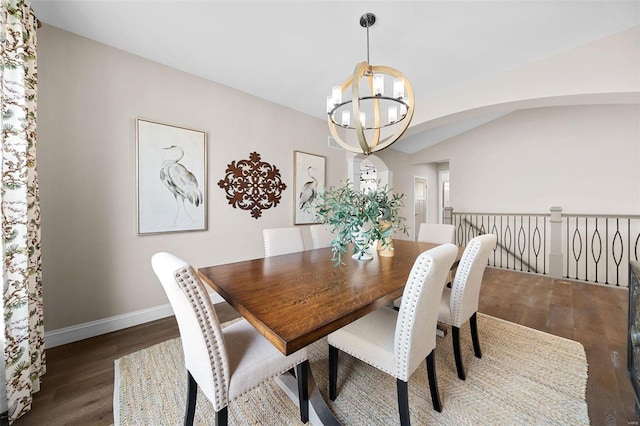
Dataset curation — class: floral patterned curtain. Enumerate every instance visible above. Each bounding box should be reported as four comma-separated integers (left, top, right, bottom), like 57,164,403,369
0,0,44,423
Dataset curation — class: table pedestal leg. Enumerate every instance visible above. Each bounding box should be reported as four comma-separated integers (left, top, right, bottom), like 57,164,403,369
275,368,341,425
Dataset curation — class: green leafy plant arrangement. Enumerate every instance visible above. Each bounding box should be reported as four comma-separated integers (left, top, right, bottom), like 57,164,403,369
310,180,408,265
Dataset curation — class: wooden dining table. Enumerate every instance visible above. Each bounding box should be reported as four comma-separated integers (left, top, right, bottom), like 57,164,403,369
198,239,462,425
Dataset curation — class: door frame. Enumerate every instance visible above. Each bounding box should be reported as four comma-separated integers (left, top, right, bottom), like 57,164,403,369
438,170,450,224
413,176,428,241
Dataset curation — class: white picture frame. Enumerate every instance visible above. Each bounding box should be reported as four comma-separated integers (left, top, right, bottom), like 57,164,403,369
294,151,326,225
136,118,207,235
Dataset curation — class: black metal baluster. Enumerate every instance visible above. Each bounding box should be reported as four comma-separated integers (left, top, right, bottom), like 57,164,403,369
465,214,470,245
517,216,526,272
500,215,503,269
572,217,583,281
491,217,498,267
504,216,512,270
565,216,569,279
532,217,542,274
527,216,531,273
585,218,591,281
606,218,609,285
591,218,602,284
513,216,517,270
543,217,547,275
612,218,623,286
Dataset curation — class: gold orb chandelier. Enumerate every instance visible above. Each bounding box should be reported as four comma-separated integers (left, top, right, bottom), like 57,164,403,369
327,13,415,155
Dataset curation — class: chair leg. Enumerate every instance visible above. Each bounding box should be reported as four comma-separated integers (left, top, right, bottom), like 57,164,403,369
296,360,310,423
426,350,443,412
470,312,482,358
452,326,466,381
185,371,197,426
215,407,228,426
329,345,339,401
396,379,410,426
187,370,227,426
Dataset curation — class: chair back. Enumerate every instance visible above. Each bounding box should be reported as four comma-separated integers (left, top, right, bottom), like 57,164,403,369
151,252,230,411
417,223,455,244
394,243,458,381
449,234,497,326
309,224,334,249
263,227,304,257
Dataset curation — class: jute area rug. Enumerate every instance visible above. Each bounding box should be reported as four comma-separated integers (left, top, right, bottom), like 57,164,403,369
114,314,589,425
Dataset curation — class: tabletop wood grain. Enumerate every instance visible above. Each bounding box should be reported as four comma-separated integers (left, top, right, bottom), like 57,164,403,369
198,240,461,355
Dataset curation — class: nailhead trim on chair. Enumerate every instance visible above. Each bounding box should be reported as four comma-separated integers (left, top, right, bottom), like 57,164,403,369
175,266,229,409
396,255,432,380
449,239,481,326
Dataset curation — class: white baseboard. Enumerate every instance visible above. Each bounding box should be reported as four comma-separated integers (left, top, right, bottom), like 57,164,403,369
44,303,175,349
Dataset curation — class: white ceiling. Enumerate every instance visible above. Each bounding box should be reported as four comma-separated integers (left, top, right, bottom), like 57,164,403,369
30,1,640,154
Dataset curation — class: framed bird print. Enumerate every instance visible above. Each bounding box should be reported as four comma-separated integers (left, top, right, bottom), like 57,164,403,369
136,118,207,235
294,151,325,225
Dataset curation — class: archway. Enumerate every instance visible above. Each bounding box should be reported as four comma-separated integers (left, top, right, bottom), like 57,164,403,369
345,152,391,192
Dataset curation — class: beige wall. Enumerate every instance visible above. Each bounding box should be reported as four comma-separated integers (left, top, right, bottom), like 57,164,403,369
412,104,640,214
37,25,347,331
37,24,640,335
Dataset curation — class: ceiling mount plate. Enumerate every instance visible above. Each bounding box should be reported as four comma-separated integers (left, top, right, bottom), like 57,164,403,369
360,13,376,28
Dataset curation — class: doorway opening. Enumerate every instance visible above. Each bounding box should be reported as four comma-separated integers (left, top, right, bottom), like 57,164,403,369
439,170,450,224
414,177,427,241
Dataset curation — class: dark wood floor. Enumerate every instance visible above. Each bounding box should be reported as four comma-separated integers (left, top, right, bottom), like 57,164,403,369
479,268,637,425
10,268,637,425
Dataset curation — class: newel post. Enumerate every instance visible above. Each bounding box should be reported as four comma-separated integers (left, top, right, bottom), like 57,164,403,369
549,206,564,278
443,207,453,225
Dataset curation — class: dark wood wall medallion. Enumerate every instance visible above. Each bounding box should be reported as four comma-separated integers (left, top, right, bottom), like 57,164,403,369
217,152,287,219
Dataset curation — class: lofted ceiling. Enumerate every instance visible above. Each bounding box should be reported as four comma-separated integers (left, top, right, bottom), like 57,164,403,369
30,1,640,154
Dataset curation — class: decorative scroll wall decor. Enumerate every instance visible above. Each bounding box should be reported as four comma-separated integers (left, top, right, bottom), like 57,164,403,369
218,152,287,219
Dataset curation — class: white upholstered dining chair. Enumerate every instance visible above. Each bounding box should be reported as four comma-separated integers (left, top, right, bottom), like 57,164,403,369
309,224,334,249
417,223,455,244
393,222,457,309
263,227,305,257
151,252,310,426
438,233,497,380
328,244,458,425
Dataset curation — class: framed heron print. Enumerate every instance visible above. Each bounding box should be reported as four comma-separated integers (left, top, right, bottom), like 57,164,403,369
136,118,207,235
294,151,325,225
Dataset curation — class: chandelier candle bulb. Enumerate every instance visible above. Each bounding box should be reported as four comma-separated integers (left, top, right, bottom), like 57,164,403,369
342,110,351,127
388,106,398,124
393,78,405,99
400,103,407,117
360,112,366,127
373,74,384,96
326,96,334,113
332,86,342,106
